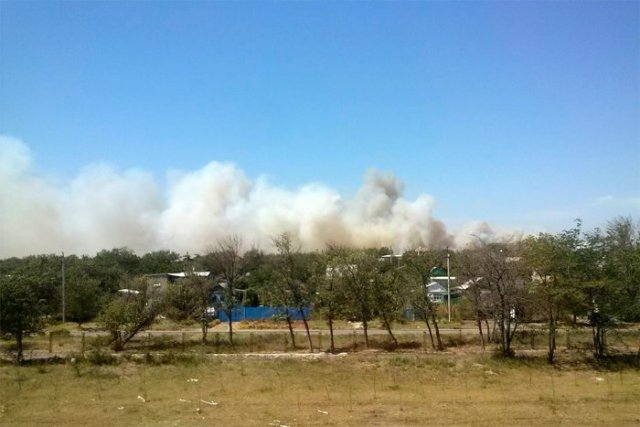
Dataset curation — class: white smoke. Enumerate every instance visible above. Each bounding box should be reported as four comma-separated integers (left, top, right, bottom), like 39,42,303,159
0,136,509,258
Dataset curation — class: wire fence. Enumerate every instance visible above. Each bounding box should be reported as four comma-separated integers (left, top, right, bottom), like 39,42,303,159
1,327,639,360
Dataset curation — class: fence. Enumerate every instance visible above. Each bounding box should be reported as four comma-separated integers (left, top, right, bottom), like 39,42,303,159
217,306,311,322
1,327,638,360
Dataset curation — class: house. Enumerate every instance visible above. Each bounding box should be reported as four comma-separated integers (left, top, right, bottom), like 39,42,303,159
425,282,447,303
427,266,457,304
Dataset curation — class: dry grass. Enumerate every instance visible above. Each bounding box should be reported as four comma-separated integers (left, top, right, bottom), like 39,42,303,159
1,351,639,426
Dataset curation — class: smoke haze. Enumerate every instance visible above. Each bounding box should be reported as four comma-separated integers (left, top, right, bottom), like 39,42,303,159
0,137,515,258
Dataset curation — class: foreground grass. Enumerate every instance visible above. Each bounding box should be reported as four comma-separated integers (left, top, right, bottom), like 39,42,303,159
1,352,639,426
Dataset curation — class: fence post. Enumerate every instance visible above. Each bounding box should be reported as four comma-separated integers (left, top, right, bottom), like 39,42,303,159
147,332,152,351
48,331,53,353
81,332,86,356
352,330,356,349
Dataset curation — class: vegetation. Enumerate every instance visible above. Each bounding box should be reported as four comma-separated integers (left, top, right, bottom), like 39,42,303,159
0,217,638,364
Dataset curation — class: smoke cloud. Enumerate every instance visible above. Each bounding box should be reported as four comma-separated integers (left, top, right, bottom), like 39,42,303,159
0,137,512,258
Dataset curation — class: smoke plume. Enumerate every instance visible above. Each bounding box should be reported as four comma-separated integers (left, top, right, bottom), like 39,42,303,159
0,136,511,257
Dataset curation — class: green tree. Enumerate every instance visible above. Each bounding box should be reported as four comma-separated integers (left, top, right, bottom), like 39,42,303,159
603,217,640,321
371,257,403,348
66,274,104,326
0,274,46,363
139,250,185,274
99,276,165,351
312,246,347,353
90,248,141,293
339,249,377,348
523,224,582,364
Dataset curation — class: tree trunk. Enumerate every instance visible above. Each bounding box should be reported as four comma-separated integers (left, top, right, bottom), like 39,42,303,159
285,309,296,349
362,318,370,349
227,313,234,346
16,329,24,364
547,309,556,364
424,317,435,350
592,322,605,359
299,308,313,352
485,319,493,343
201,319,208,344
476,317,485,350
381,311,398,348
431,312,444,351
328,316,335,353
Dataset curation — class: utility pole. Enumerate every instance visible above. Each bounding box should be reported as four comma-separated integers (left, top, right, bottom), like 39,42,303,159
447,248,451,323
62,251,66,323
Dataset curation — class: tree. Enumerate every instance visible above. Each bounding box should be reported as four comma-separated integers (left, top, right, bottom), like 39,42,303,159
523,225,582,364
0,274,46,363
312,246,347,353
456,249,493,349
187,273,215,343
66,274,104,326
272,233,315,352
463,241,528,357
139,250,185,274
401,249,444,351
164,278,200,322
372,257,403,348
603,217,640,322
202,236,244,345
339,249,377,348
90,248,141,293
99,276,165,351
578,227,618,359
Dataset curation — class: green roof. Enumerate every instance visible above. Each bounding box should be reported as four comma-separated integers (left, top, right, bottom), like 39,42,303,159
430,266,448,277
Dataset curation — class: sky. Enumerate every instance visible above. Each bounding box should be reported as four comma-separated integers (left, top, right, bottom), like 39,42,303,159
0,1,639,257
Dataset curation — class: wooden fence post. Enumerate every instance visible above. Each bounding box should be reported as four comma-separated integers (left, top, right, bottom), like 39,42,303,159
48,331,53,353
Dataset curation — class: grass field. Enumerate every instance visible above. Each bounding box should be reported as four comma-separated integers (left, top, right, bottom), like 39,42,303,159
1,350,639,426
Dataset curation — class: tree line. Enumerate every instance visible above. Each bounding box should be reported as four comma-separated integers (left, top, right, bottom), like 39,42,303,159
1,217,638,363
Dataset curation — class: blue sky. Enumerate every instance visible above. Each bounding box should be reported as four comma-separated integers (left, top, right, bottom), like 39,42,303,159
1,1,639,233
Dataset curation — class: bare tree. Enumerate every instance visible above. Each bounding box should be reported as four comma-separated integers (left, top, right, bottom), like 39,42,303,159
456,249,493,349
204,235,244,345
463,241,528,357
401,249,444,351
186,273,215,344
272,233,314,352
